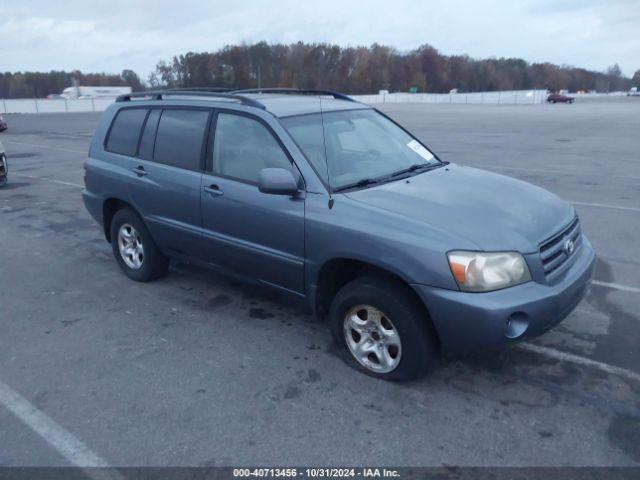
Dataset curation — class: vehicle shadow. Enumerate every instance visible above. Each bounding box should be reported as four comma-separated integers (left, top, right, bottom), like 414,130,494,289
160,259,638,415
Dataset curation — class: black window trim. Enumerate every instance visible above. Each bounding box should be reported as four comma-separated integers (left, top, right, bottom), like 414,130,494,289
135,108,159,160
206,108,306,190
103,106,149,156
136,109,150,156
204,111,219,173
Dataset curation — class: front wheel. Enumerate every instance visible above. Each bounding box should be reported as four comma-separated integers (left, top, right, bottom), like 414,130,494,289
110,208,169,282
329,276,439,381
0,176,6,187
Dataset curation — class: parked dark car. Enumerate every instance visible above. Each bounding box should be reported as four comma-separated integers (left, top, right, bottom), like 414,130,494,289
547,93,574,103
0,115,7,132
83,89,596,380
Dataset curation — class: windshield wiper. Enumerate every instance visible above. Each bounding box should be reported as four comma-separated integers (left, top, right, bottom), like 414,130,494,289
333,177,381,193
390,162,440,177
333,162,445,193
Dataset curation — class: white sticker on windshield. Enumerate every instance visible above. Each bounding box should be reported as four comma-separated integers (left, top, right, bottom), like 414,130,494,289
407,140,434,161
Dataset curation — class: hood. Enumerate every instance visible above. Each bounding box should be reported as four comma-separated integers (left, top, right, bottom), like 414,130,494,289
344,163,574,253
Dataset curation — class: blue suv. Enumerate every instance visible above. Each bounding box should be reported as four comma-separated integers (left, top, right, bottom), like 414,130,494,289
83,88,596,380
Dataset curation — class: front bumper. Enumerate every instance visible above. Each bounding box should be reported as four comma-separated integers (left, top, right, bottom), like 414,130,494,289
412,236,596,354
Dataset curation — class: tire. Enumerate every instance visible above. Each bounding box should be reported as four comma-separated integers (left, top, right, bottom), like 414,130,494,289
110,208,169,282
329,276,438,381
0,176,6,187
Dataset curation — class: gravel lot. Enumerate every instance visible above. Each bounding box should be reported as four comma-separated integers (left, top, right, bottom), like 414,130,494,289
0,100,638,467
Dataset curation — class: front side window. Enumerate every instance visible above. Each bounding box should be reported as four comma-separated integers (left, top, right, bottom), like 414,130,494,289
282,109,441,190
212,113,291,183
105,108,148,156
154,109,210,171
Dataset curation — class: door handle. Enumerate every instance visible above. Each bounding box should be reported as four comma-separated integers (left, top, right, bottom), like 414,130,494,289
131,166,148,177
203,184,223,196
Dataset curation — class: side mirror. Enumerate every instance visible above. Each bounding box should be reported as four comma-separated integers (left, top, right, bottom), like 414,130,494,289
258,168,299,195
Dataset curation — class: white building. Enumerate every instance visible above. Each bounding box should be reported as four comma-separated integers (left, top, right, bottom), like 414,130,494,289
61,86,132,99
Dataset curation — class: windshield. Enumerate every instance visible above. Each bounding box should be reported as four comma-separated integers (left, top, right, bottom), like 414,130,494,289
281,109,441,190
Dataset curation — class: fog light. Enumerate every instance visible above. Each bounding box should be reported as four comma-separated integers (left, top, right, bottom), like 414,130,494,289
505,312,529,339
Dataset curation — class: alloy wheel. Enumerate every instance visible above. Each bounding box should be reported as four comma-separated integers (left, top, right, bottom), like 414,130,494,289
117,223,144,270
343,304,402,373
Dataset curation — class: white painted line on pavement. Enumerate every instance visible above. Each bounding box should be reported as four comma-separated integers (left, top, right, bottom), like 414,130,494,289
5,140,86,155
11,172,83,188
0,378,109,467
519,343,640,384
570,201,640,213
592,280,640,293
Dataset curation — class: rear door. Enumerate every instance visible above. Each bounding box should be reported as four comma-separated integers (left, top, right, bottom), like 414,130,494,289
128,107,211,257
101,107,148,206
200,111,305,294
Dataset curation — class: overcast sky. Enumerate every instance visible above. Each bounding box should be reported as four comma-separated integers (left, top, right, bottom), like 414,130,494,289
2,0,639,79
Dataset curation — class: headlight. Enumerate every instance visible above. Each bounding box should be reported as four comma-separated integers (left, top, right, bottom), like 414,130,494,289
447,251,531,292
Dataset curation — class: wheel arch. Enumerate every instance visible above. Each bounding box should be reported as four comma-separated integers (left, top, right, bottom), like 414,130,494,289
314,257,435,327
102,197,141,242
314,257,442,355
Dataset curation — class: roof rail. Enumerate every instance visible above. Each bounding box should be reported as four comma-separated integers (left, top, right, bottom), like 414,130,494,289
115,90,266,109
165,87,232,93
232,88,357,103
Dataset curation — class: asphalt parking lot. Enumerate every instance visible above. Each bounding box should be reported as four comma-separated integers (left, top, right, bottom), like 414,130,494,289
0,100,639,467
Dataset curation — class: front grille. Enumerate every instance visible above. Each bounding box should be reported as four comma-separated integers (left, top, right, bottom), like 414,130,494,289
540,217,581,277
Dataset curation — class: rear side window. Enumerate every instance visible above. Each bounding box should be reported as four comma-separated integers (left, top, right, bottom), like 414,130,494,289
154,109,210,171
105,108,148,156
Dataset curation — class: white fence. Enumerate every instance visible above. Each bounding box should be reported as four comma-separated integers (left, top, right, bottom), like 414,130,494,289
351,89,549,105
1,98,115,114
0,91,545,114
1,90,631,113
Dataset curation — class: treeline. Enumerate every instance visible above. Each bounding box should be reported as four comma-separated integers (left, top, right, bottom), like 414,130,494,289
149,42,635,93
0,70,143,98
1,42,637,98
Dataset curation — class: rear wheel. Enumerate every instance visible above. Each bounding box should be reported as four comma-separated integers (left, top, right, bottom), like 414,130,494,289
329,276,438,381
110,208,169,282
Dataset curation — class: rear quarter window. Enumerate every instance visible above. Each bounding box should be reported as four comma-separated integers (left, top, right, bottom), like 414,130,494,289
105,108,148,156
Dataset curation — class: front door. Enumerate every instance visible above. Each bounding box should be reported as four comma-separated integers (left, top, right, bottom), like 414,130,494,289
200,111,305,294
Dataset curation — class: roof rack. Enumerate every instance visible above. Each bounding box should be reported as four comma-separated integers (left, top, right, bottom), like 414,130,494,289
115,90,266,109
164,87,232,93
232,88,357,103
